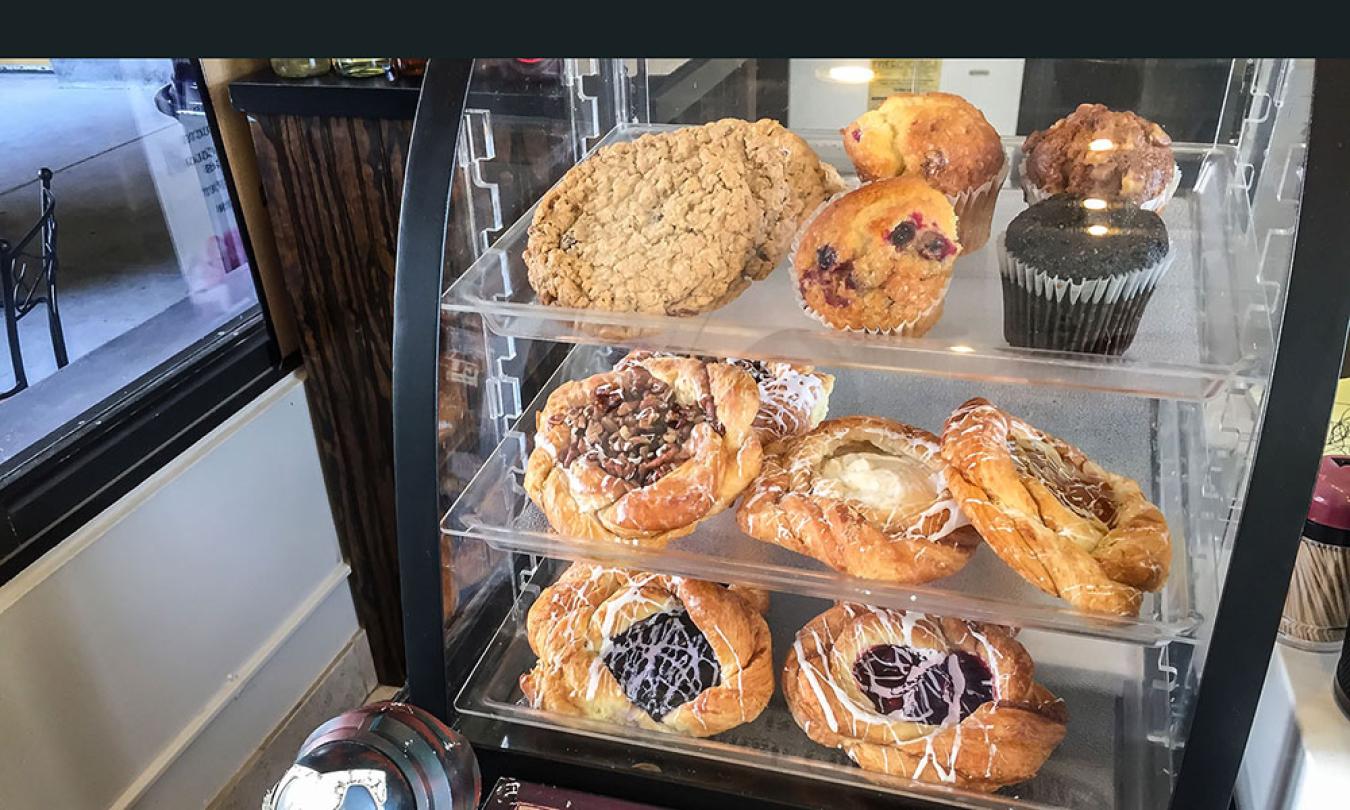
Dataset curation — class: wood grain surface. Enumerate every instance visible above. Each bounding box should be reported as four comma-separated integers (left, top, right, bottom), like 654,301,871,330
251,113,412,683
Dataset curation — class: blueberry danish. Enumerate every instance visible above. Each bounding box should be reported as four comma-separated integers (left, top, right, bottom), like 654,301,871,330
783,603,1067,791
520,564,774,737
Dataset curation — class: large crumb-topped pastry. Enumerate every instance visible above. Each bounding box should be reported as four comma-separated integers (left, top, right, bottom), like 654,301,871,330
783,603,1067,791
793,177,960,335
520,564,773,737
618,350,835,448
524,118,844,315
842,92,1007,252
941,398,1172,615
1021,103,1176,208
524,354,762,546
737,416,978,583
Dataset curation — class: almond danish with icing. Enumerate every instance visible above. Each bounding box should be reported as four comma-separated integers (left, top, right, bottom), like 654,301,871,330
520,564,774,737
737,416,979,583
524,354,763,546
940,397,1172,616
782,603,1067,791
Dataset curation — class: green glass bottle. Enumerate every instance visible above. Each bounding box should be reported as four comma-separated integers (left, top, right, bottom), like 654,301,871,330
335,59,392,79
270,59,331,79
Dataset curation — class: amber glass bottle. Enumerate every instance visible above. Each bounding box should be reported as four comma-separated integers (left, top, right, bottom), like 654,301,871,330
394,59,428,78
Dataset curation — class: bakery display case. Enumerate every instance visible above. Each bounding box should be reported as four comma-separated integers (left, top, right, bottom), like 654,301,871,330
391,59,1350,809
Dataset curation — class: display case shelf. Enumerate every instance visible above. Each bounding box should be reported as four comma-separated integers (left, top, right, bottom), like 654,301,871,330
443,124,1273,402
444,345,1228,645
454,560,1175,810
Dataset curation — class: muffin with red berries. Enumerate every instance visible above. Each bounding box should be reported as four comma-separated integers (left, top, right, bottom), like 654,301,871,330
1021,103,1178,211
792,176,959,335
842,92,1006,252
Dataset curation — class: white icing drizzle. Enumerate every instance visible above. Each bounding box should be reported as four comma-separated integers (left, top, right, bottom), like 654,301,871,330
793,637,839,733
754,364,828,438
794,605,1009,784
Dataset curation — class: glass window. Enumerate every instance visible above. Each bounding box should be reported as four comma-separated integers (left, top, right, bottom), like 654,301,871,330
0,58,276,582
0,58,261,467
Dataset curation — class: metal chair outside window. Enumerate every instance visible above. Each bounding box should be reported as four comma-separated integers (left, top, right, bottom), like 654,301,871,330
1,168,68,400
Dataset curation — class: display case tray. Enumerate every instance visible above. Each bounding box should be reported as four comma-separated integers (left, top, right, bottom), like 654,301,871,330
444,346,1217,645
454,560,1174,810
443,124,1272,401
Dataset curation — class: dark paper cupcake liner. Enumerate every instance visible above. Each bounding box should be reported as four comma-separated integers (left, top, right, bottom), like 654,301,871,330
997,233,1173,356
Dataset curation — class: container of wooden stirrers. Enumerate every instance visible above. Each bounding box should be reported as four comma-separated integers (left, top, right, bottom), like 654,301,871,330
1279,456,1350,651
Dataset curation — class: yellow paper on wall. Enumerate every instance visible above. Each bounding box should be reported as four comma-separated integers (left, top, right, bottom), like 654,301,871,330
1325,378,1350,456
868,60,942,108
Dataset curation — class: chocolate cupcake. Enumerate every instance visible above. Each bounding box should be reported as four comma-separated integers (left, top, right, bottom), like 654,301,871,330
998,194,1172,355
1021,104,1178,212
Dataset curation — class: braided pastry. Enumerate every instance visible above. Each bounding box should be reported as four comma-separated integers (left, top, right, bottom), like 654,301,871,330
617,351,834,449
524,354,762,546
520,564,773,737
783,603,1067,791
737,416,979,583
941,398,1172,616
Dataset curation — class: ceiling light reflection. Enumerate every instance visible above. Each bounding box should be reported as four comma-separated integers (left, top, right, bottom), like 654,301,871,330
826,65,875,84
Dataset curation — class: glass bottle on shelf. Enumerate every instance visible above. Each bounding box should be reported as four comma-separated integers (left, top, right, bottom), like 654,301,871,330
335,59,392,78
394,59,427,78
270,58,331,79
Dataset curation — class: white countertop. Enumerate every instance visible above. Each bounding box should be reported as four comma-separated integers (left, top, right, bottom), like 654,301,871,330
1238,642,1350,809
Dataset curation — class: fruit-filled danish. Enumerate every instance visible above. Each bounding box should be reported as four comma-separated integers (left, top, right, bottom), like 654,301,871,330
520,564,773,737
783,603,1067,791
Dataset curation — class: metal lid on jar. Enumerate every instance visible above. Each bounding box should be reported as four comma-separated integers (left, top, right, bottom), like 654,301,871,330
1308,455,1350,531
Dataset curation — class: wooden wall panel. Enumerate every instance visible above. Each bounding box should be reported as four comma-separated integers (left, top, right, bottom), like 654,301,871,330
250,114,413,683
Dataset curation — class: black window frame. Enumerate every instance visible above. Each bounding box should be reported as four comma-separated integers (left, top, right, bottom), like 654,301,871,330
0,58,289,586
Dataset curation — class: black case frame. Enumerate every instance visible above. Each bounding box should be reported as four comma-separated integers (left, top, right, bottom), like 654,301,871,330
391,58,1350,809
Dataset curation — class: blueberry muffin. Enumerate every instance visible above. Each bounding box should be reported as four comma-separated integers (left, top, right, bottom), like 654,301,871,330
793,176,960,334
842,93,1006,252
998,193,1173,355
1021,104,1177,211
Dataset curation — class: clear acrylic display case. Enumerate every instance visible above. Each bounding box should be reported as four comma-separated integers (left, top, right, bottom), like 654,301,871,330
391,59,1348,810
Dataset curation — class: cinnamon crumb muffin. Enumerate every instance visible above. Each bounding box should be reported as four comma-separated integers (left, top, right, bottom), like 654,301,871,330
1021,103,1178,210
792,176,959,334
842,93,1006,252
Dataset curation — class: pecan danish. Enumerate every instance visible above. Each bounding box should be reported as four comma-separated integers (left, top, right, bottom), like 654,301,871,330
524,354,762,546
618,350,834,449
